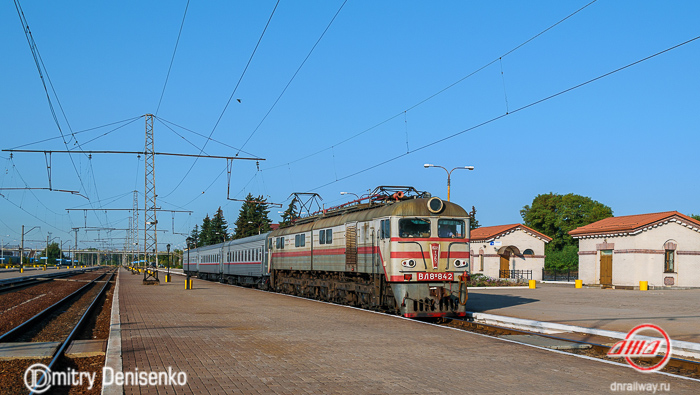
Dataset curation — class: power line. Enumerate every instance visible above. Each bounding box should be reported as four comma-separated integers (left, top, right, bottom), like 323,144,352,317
309,34,700,191
156,117,260,158
262,0,598,172
13,0,89,195
236,0,348,155
8,116,143,150
156,0,191,115
162,0,281,198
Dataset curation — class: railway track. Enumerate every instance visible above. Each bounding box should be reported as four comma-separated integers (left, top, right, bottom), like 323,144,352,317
0,268,116,394
0,267,102,295
439,317,700,380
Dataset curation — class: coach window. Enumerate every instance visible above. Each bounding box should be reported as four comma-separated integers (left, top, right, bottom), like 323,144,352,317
319,230,326,245
399,218,431,238
438,219,465,238
664,250,675,273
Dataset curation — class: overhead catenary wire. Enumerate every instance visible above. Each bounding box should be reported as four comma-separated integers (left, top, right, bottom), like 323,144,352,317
155,0,191,115
157,117,260,158
236,0,348,156
162,0,281,199
308,34,700,192
8,116,143,150
261,0,598,172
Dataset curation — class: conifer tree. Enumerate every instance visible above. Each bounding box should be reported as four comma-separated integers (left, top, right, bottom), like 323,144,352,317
280,198,299,227
234,194,272,239
199,215,213,246
210,207,229,244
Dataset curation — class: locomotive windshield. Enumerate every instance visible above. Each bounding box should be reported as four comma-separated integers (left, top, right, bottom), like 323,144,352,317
399,218,431,238
438,219,465,238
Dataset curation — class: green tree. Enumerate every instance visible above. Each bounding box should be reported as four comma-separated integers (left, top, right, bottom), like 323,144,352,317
42,242,62,264
521,193,613,270
233,194,272,239
690,214,700,221
199,215,213,246
188,225,200,248
280,198,299,227
468,206,481,231
521,193,613,250
209,207,229,244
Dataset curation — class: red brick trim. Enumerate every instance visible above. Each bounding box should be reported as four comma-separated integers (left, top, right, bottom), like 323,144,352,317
614,249,664,254
578,251,596,255
677,251,700,256
596,242,614,250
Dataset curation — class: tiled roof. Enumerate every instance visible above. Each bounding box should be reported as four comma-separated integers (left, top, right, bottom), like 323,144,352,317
470,224,552,242
568,211,700,237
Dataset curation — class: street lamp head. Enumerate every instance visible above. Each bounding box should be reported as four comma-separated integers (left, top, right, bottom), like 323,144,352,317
465,166,475,170
166,243,170,252
423,164,433,168
340,192,348,195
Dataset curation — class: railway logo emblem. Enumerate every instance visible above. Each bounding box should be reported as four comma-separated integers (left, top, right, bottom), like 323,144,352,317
430,243,439,269
24,363,52,394
607,324,672,372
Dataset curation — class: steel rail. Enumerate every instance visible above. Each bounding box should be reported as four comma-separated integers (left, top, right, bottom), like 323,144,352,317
0,270,108,342
27,269,117,394
0,267,100,294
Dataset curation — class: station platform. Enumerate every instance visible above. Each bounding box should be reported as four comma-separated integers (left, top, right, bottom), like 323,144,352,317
464,284,700,343
0,266,91,280
114,269,698,394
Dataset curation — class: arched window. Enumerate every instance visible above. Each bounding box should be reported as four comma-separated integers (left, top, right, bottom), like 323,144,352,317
523,249,534,256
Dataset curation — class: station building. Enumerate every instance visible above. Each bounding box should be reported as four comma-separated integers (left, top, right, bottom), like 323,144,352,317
470,224,552,281
569,211,700,288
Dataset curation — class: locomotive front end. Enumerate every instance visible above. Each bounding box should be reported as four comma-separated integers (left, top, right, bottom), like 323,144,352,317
381,197,471,318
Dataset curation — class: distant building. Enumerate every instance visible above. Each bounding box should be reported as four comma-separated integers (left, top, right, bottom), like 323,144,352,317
569,211,700,288
470,224,552,281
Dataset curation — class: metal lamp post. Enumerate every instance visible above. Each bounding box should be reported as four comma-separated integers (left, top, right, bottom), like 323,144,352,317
166,243,171,283
423,164,474,201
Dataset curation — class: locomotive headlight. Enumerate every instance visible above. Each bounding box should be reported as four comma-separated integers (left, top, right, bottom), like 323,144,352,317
454,259,469,268
401,259,416,268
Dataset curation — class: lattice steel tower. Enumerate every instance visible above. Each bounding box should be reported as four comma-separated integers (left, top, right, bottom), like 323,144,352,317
143,114,158,282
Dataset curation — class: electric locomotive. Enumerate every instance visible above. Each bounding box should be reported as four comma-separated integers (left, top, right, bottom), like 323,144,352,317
183,186,471,318
268,186,470,318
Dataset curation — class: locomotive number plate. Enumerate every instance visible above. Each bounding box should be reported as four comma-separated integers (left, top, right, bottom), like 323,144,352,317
416,272,454,281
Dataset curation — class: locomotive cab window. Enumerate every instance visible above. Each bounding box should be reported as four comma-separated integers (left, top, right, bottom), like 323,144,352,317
399,218,431,238
380,219,391,239
438,219,465,238
276,237,284,249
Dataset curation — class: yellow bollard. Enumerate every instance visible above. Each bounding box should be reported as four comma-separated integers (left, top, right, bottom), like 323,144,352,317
640,281,648,291
20,267,24,273
528,280,536,289
185,278,193,290
164,274,171,283
575,279,583,288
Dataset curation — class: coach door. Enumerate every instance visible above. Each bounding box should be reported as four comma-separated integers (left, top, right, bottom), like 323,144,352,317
345,223,358,272
600,250,613,286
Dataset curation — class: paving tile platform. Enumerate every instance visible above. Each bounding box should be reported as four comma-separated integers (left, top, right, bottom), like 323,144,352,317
116,269,699,394
464,284,700,343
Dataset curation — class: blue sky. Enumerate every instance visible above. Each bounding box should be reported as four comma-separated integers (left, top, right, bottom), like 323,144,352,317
1,1,698,251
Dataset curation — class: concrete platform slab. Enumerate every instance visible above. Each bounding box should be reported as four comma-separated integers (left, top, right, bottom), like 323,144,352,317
464,283,700,343
500,334,592,350
0,342,60,360
65,339,107,358
115,268,699,394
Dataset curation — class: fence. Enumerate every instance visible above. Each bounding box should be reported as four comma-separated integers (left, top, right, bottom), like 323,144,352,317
542,268,578,282
498,270,532,280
